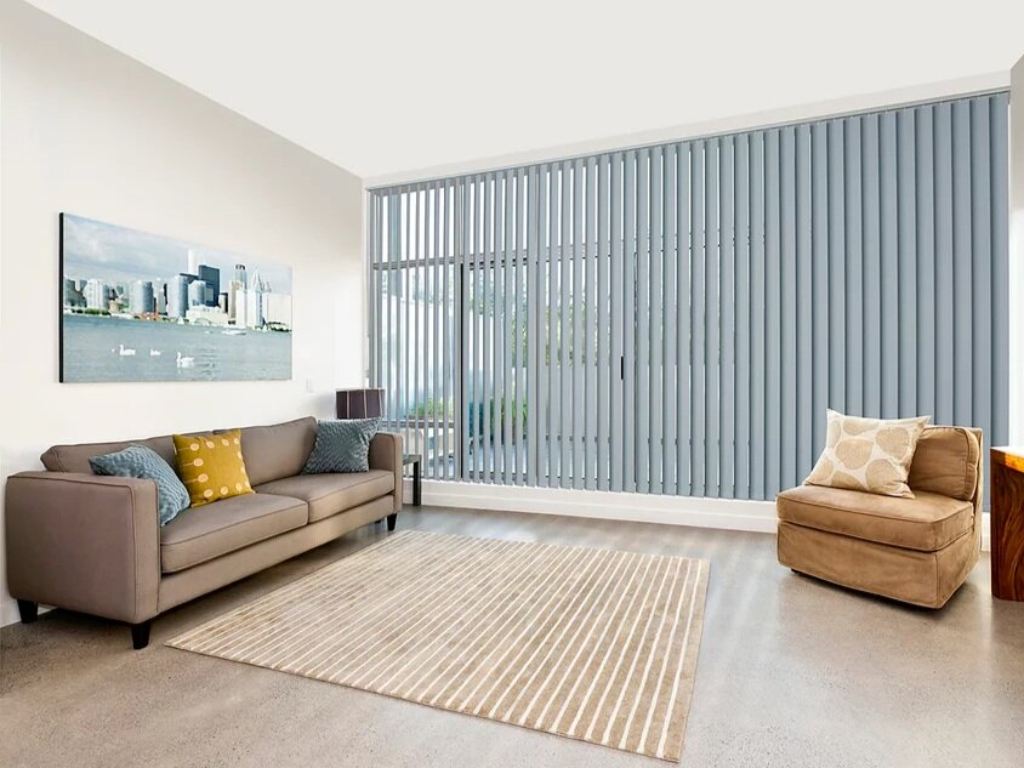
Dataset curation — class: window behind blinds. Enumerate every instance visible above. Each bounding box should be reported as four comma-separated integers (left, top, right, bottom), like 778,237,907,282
368,91,1009,501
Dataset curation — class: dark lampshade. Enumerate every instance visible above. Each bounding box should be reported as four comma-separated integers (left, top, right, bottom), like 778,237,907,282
336,388,385,419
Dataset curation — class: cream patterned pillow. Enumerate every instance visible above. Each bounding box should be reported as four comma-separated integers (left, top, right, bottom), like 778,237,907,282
805,410,930,498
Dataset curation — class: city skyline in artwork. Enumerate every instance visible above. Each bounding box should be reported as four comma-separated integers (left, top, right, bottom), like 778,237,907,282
60,213,293,383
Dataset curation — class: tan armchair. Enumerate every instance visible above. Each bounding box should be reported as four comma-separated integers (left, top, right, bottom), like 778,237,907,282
777,426,982,609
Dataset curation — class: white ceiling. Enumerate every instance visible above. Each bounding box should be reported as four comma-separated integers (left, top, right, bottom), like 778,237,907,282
26,0,1024,181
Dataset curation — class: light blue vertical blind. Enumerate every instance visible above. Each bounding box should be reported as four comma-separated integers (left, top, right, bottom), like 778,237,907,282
368,91,1009,500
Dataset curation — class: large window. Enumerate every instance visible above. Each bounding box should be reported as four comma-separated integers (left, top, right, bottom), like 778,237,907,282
368,92,1009,501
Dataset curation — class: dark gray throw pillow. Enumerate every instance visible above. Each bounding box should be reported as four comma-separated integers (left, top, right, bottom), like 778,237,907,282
303,418,380,474
90,444,191,526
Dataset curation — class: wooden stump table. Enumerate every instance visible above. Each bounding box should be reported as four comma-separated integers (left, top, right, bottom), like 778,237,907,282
990,447,1024,601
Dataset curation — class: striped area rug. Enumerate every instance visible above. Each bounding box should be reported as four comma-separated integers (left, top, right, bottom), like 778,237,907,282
168,531,709,762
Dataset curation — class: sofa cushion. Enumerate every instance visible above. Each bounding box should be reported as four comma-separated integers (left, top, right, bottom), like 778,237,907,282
160,493,307,573
173,430,253,507
255,470,394,523
777,484,974,552
89,444,190,526
41,435,175,474
303,418,380,474
908,426,981,502
221,417,317,486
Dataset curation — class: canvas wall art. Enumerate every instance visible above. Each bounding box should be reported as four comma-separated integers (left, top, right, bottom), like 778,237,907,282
60,213,293,382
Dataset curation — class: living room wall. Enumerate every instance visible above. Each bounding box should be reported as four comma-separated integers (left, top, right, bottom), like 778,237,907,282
0,0,365,625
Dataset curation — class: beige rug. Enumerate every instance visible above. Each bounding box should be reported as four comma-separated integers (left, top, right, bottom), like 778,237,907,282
168,531,709,762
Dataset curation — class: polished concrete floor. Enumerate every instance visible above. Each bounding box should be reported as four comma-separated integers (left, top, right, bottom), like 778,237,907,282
2,506,1023,768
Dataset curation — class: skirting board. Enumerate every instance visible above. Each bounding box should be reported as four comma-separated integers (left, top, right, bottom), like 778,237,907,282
403,478,992,552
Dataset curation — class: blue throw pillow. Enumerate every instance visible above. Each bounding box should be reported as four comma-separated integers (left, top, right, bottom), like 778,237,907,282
90,444,191,526
303,419,380,474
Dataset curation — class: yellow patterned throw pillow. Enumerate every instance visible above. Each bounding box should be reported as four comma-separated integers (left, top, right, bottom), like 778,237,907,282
172,429,253,508
804,410,930,498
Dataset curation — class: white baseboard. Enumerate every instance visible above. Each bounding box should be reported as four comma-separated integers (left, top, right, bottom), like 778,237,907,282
404,478,778,533
403,478,991,551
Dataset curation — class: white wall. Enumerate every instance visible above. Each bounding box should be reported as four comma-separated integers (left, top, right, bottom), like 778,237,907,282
0,0,364,625
1010,55,1024,446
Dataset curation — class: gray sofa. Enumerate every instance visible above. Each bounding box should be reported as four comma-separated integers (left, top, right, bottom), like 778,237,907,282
4,417,403,649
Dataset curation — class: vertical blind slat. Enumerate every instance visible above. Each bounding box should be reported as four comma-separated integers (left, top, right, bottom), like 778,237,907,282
691,141,706,497
749,133,766,499
734,136,751,499
706,139,721,497
493,176,505,483
952,100,974,428
764,130,782,497
547,166,558,486
880,112,900,419
844,118,864,417
810,124,829,459
483,178,493,482
934,105,955,424
708,137,724,499
862,114,882,419
780,126,799,491
504,170,516,485
991,93,1010,449
677,143,691,497
527,167,540,486
592,156,605,491
560,161,572,488
650,146,664,494
664,144,679,495
573,158,586,489
442,183,452,479
610,153,624,492
970,102,992,452
897,111,918,419
915,107,936,419
637,149,651,493
720,137,736,498
827,121,847,416
623,151,636,492
796,125,814,480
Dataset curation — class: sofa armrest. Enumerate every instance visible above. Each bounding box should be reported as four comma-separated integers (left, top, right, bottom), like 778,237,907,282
4,472,160,623
369,432,403,512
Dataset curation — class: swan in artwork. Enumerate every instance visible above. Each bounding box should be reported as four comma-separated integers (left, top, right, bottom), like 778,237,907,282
149,349,162,357
117,343,136,356
176,352,195,368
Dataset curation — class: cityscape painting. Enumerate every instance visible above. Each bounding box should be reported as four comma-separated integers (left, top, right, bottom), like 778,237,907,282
60,213,293,382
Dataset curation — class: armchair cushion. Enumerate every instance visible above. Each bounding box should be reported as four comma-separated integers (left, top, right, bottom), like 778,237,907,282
805,410,929,498
777,484,973,552
908,426,981,502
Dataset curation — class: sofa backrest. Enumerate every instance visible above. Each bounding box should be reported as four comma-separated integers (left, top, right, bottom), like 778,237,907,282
908,425,982,502
221,417,317,486
41,435,176,474
41,417,318,486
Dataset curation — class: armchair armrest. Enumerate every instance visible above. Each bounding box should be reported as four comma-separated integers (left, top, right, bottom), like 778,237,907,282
369,432,403,512
4,471,160,623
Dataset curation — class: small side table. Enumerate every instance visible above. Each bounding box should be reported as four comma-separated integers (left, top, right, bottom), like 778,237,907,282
990,447,1024,601
402,453,422,506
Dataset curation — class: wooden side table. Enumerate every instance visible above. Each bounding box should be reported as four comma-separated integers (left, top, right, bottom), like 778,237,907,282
990,447,1024,601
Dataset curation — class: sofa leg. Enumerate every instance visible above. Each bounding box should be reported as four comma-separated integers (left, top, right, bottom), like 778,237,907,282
387,513,398,532
131,621,152,650
17,600,38,624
